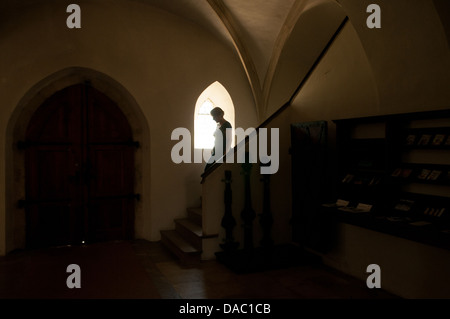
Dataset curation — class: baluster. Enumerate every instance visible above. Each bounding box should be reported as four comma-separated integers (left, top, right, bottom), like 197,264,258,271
259,162,274,247
241,153,255,252
220,170,239,252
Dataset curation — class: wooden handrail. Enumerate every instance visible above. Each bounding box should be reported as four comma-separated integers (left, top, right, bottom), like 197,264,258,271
201,16,349,183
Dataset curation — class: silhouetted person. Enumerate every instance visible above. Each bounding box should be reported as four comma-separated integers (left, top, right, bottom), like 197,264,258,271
204,107,232,172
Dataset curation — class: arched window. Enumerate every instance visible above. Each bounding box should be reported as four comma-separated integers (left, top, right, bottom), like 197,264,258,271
194,82,235,150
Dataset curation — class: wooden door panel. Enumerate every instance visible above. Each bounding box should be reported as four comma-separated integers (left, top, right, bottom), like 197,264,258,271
88,145,134,242
26,203,74,248
88,199,134,241
88,146,134,197
26,85,82,144
87,87,132,143
25,84,135,248
26,147,76,201
25,145,82,247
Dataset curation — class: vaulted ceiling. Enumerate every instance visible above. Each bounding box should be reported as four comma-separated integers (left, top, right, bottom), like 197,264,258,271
141,0,297,80
140,0,346,120
0,0,348,121
2,0,449,121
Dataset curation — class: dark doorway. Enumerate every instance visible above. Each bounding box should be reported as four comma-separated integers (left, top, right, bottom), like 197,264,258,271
291,121,329,251
24,84,136,248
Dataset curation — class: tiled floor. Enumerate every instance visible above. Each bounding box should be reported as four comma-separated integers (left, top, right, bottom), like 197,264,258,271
0,239,398,299
131,240,399,299
0,240,160,299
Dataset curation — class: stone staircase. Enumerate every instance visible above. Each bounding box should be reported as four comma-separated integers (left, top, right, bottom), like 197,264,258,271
161,207,211,265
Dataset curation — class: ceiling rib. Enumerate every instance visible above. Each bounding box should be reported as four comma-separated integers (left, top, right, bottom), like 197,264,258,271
261,0,310,119
207,0,263,120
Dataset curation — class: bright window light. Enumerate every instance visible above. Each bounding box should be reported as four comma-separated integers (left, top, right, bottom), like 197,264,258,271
195,99,217,149
194,82,235,150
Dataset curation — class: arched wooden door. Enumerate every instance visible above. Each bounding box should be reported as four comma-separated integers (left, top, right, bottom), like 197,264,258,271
24,84,136,248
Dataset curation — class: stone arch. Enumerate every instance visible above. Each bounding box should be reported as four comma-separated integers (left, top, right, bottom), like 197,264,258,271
5,67,151,253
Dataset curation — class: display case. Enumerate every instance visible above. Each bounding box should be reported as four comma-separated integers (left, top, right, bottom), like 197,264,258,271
323,109,450,250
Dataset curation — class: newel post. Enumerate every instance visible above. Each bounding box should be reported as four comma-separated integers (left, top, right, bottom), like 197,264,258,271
220,170,239,252
259,162,274,247
241,153,256,252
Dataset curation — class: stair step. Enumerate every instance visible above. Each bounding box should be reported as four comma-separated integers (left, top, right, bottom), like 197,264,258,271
176,218,203,237
161,230,200,254
175,219,202,250
160,230,201,265
187,207,202,226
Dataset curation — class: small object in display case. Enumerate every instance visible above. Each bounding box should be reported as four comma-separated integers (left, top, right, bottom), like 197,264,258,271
432,134,446,146
353,176,363,185
338,203,372,214
394,199,415,212
368,176,382,186
417,168,431,180
321,199,350,208
391,168,402,177
342,174,354,183
405,134,416,146
401,168,413,178
418,134,432,146
391,168,414,179
424,207,446,217
427,170,442,181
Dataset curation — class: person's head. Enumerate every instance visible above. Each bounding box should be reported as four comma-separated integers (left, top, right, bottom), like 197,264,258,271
210,107,225,123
